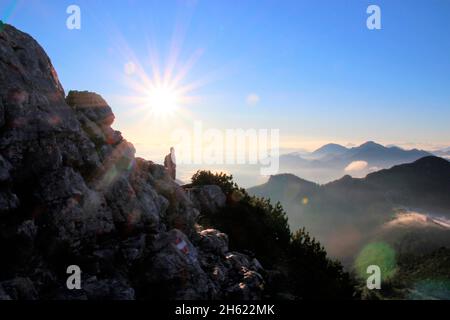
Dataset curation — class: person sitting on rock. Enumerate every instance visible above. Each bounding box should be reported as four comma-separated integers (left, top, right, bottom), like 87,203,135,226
164,147,176,180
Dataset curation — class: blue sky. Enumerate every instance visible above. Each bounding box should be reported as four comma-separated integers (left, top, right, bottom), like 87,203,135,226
2,0,450,158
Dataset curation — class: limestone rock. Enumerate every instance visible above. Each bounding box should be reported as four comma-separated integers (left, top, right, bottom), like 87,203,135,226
186,185,226,215
66,91,115,126
0,23,266,300
198,229,229,255
1,277,38,300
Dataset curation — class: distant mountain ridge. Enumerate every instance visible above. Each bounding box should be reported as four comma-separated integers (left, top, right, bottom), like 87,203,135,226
279,141,432,183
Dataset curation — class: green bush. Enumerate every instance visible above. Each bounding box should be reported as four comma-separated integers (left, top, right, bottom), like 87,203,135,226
192,171,291,266
191,170,238,195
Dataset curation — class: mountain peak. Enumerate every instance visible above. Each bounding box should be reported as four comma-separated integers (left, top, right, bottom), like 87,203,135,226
311,143,348,158
358,141,384,149
268,173,315,185
314,143,347,151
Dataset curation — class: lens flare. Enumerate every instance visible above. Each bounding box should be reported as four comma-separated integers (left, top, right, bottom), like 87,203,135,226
355,242,397,281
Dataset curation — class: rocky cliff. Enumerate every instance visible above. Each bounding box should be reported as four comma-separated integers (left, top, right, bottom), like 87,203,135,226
0,24,264,300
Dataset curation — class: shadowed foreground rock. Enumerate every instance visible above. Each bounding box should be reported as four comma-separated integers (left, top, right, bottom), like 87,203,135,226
0,24,264,300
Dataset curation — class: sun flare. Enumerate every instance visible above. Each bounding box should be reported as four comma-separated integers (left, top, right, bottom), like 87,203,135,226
117,35,209,126
146,86,180,116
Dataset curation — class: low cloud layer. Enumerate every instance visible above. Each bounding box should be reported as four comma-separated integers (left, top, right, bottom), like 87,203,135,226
345,160,368,172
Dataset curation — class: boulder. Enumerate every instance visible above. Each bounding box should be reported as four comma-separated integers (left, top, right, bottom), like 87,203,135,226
66,91,115,126
186,185,226,215
143,229,211,299
198,229,229,255
0,154,12,181
225,270,264,300
83,276,135,300
0,277,38,300
0,285,11,300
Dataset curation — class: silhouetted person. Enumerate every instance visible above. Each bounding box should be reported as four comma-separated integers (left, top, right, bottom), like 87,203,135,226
164,147,176,180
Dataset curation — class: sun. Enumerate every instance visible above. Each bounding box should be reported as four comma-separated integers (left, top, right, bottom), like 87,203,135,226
146,86,180,117
118,42,207,123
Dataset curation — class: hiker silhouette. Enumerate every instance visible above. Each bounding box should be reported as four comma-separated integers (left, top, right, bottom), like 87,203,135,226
164,147,176,180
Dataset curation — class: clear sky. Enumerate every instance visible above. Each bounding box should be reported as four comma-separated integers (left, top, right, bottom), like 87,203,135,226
2,0,450,161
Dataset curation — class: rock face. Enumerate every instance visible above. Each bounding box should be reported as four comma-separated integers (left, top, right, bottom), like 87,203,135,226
0,24,264,300
186,185,226,215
